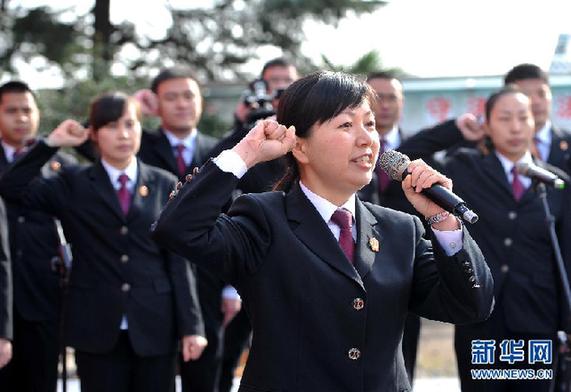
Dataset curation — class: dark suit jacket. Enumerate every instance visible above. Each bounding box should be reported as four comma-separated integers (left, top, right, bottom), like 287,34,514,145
0,141,204,356
547,125,571,173
444,149,571,334
400,123,571,334
0,145,76,322
0,198,11,340
153,161,494,392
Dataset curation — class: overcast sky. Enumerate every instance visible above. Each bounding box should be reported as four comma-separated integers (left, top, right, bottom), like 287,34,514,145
9,0,571,87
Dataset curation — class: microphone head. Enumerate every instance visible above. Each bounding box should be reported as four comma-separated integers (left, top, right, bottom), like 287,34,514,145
514,162,531,176
515,161,565,189
378,150,411,181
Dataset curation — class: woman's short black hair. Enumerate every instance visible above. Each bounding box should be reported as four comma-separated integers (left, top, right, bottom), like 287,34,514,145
89,92,141,132
274,71,376,191
484,85,527,122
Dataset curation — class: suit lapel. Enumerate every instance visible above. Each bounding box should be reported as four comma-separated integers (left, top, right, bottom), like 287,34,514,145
354,199,381,279
285,183,364,289
0,145,9,173
126,161,153,221
482,153,513,198
154,129,179,174
89,161,126,221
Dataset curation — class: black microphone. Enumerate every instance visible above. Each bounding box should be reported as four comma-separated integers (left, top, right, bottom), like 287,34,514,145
378,150,479,224
515,162,565,189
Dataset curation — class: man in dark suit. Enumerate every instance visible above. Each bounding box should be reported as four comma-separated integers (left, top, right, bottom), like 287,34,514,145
504,64,571,172
0,81,76,392
0,198,12,370
131,68,228,392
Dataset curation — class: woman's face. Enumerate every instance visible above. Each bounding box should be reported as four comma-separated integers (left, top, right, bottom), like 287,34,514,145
92,102,142,169
293,100,379,204
486,92,534,162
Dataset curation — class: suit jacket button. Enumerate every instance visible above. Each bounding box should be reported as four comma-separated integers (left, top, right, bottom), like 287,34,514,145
121,283,130,292
353,298,364,311
508,211,517,220
501,264,509,273
120,226,129,235
17,216,25,224
348,348,361,360
120,254,129,263
504,238,513,247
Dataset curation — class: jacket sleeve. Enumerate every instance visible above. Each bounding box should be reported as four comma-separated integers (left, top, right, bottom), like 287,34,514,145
409,215,495,325
398,119,470,160
165,250,206,338
152,160,273,287
0,140,70,216
159,174,206,338
0,198,12,340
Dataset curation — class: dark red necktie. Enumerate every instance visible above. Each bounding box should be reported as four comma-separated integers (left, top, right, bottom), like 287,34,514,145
376,139,391,193
331,208,355,264
511,166,525,202
176,144,187,177
117,174,131,215
12,147,25,161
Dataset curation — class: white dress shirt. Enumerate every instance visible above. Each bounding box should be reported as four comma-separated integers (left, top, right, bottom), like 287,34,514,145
534,120,552,162
494,151,533,190
164,129,198,167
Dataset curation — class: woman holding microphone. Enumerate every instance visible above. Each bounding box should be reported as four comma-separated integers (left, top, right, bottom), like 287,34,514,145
153,71,493,392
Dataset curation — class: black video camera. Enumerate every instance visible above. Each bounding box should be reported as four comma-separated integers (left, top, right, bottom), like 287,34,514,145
242,79,285,126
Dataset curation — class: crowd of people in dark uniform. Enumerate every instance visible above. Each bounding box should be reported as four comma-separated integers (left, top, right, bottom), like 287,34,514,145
0,59,569,392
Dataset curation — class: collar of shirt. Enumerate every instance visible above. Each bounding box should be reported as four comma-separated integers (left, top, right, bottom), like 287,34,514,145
382,124,401,150
1,140,34,163
534,120,552,161
163,128,198,166
299,181,357,241
1,141,17,163
494,150,533,189
101,158,138,192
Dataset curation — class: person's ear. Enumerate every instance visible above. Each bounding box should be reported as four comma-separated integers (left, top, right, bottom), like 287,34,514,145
291,137,309,164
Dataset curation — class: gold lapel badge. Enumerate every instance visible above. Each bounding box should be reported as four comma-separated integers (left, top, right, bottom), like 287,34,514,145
49,160,62,172
139,185,149,197
560,140,569,151
368,237,380,252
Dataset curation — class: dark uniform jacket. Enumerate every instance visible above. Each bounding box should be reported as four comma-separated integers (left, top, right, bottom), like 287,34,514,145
0,141,204,356
0,145,76,322
0,198,11,340
399,123,571,334
152,161,494,392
